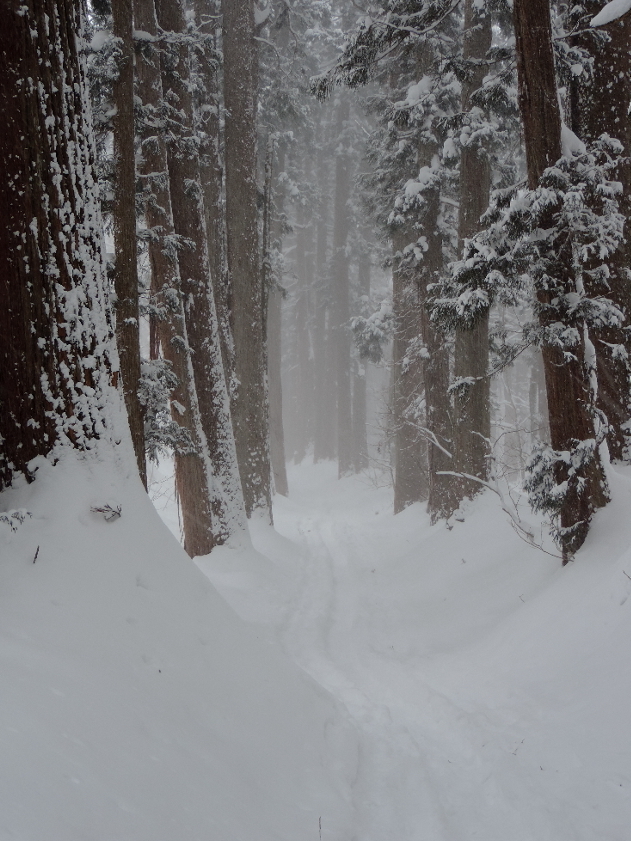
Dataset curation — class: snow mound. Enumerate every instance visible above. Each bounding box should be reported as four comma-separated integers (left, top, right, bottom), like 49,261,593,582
0,454,356,841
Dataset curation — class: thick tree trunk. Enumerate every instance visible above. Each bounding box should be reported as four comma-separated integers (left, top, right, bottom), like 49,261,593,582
156,0,246,543
134,0,217,556
0,0,117,491
332,97,354,477
223,0,271,517
514,0,609,558
112,0,146,487
570,3,631,461
452,0,492,504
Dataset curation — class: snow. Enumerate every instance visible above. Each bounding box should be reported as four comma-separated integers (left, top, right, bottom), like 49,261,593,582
591,0,631,26
3,454,631,839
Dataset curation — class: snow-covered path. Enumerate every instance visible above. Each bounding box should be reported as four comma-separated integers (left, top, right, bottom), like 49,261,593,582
204,460,631,841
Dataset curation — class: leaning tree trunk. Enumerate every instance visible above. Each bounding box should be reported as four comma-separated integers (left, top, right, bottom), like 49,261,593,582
134,0,217,557
223,0,272,517
332,96,354,478
0,0,117,491
156,0,246,543
570,3,631,461
514,0,609,559
452,0,492,505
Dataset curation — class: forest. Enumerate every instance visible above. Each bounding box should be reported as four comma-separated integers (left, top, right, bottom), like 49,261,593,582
2,0,631,838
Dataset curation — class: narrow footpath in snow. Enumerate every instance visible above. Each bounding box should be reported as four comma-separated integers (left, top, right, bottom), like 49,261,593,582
201,460,631,841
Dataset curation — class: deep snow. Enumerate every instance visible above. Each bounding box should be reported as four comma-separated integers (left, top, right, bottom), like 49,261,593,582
2,453,631,839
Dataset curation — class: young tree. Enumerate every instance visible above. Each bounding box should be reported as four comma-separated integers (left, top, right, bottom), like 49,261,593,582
1,0,118,489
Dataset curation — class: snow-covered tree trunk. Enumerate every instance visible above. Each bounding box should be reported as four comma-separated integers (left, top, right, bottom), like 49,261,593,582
352,250,370,472
134,0,218,556
112,0,147,488
0,0,118,491
223,0,272,517
156,0,247,543
570,2,631,461
514,0,609,558
452,0,492,503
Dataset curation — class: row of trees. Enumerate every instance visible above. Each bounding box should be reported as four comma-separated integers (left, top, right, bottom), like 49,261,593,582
2,0,630,563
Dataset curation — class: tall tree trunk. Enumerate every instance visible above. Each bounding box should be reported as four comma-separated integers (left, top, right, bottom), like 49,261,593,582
192,0,232,378
156,0,246,543
135,0,217,556
223,0,271,517
514,0,609,558
352,251,370,472
570,4,631,461
313,115,336,461
0,0,117,490
452,0,492,504
392,225,428,512
265,139,289,496
332,97,353,477
112,0,147,486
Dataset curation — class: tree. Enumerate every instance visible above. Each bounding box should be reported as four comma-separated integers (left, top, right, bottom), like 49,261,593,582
223,0,272,518
0,0,118,489
112,0,147,486
155,0,246,544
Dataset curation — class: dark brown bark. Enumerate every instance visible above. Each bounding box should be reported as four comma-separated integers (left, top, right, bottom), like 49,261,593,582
112,0,147,487
156,0,246,542
514,0,609,558
570,4,631,461
332,97,353,477
0,0,115,491
223,0,271,516
134,0,216,556
452,0,492,504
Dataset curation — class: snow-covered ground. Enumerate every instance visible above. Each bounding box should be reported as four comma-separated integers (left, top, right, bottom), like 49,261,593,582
2,453,631,839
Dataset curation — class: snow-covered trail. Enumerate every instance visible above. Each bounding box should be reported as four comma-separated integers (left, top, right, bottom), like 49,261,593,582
202,460,631,841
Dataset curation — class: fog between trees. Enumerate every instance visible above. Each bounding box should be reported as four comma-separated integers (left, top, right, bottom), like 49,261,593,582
2,0,631,562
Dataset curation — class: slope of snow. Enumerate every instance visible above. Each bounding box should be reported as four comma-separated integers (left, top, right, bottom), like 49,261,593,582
591,0,631,26
202,461,631,841
0,453,356,841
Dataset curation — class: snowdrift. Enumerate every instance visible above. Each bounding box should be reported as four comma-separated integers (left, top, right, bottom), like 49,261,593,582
0,454,356,841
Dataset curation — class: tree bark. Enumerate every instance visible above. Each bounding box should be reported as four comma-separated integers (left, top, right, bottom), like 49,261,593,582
112,0,147,487
332,96,353,477
569,3,631,461
514,0,609,558
134,0,217,556
0,0,117,490
452,0,492,504
156,0,246,543
352,251,370,472
223,0,271,516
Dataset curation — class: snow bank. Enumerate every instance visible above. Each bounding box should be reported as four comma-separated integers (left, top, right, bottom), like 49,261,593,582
0,454,356,841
